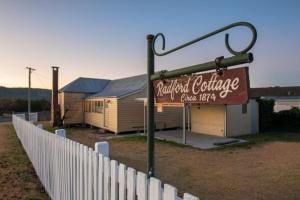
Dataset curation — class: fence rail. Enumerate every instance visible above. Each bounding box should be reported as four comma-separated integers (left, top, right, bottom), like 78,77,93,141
13,115,200,200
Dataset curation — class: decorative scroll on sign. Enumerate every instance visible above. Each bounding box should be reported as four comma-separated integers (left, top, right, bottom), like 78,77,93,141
153,67,250,105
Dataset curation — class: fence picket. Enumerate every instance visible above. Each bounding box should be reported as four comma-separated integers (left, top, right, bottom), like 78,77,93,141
127,167,136,200
149,177,162,200
163,184,177,200
12,115,200,200
118,163,127,200
93,151,99,200
111,160,119,200
88,148,93,200
80,144,84,200
104,157,111,200
84,146,89,200
183,193,200,200
76,142,80,200
137,172,148,200
98,154,104,200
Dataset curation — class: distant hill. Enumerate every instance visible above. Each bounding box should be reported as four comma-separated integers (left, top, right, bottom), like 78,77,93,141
0,86,51,101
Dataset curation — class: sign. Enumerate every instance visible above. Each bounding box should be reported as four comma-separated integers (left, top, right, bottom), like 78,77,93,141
153,67,249,105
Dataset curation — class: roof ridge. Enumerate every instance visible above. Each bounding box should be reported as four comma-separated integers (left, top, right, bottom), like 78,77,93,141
111,73,146,81
78,77,111,81
251,86,300,89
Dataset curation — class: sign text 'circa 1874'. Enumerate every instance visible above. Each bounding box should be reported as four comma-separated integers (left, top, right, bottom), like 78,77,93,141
153,67,250,105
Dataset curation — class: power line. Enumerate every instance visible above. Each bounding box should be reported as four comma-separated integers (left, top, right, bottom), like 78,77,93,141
33,72,50,89
35,71,51,81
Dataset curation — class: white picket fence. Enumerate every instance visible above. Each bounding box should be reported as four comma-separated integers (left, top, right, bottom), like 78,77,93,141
13,112,38,122
12,114,200,200
29,112,38,122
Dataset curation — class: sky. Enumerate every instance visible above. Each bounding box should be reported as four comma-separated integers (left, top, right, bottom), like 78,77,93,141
0,0,300,89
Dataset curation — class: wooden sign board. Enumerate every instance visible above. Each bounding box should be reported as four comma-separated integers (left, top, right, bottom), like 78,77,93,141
153,67,250,105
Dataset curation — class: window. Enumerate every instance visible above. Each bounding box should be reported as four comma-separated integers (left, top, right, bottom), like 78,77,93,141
84,101,87,112
84,101,90,112
84,100,103,113
242,103,247,114
92,101,96,112
95,101,104,113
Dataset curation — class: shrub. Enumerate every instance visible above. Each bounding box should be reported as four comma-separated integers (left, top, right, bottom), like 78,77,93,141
272,107,300,132
257,99,274,132
0,99,50,113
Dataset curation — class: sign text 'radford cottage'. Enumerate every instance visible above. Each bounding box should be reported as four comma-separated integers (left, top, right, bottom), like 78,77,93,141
153,67,250,104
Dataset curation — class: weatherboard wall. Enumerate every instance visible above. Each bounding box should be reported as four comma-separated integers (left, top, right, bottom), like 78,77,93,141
226,99,259,137
117,90,145,132
82,88,183,134
84,97,118,133
118,88,183,133
190,100,259,137
59,92,85,124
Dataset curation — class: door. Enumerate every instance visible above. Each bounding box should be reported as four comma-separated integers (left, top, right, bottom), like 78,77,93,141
191,105,225,137
104,100,109,127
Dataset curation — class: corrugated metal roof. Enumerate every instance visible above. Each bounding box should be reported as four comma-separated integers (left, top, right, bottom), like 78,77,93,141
250,86,300,98
59,77,110,93
87,74,147,98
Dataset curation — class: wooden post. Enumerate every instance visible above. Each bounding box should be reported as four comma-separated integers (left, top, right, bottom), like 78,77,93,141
183,104,186,144
51,66,59,127
95,141,109,157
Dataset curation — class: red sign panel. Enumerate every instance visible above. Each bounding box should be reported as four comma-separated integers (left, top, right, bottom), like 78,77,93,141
153,67,250,105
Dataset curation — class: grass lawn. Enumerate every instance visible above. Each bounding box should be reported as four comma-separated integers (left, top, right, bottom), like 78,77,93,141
42,121,300,200
222,131,300,149
0,122,49,200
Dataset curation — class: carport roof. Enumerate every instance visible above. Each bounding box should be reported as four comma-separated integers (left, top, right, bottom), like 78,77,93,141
250,86,300,98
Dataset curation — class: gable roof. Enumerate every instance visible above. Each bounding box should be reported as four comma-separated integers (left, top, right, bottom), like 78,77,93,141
59,77,110,93
250,86,300,98
87,74,147,98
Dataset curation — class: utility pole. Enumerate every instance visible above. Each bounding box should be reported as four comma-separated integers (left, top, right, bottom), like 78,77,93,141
51,66,59,127
26,67,35,118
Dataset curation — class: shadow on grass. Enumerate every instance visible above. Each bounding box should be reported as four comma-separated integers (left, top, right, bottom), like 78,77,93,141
42,121,300,151
216,132,300,150
112,132,300,151
111,135,191,148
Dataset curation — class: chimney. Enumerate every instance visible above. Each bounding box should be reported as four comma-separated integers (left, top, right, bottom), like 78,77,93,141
51,66,59,127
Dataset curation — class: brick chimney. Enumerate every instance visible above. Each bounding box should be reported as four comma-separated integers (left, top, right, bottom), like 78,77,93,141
51,66,60,127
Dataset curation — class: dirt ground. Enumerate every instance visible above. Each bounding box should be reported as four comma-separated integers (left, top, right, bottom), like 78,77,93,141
0,122,49,200
62,126,300,200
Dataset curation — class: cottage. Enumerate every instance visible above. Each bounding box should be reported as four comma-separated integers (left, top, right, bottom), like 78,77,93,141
59,74,183,133
58,71,299,137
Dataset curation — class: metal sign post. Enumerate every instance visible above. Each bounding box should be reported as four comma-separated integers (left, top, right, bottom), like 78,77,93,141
146,21,257,177
146,35,155,177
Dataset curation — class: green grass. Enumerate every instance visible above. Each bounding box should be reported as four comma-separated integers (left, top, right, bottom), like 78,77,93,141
44,122,300,150
112,132,300,151
43,124,80,137
217,132,300,150
237,132,300,143
2,124,48,199
43,125,56,133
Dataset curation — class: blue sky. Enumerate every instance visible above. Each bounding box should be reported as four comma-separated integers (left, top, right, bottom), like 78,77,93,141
0,0,299,88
